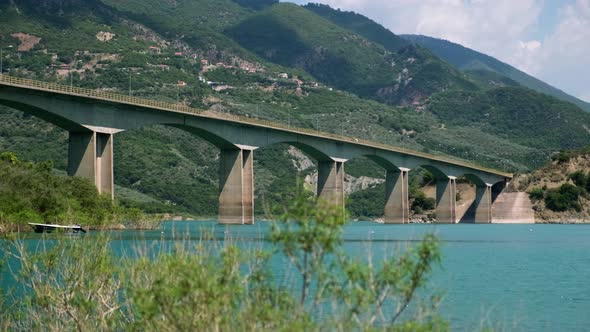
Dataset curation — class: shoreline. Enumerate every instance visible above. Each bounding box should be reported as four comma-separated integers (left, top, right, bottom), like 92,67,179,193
3,218,590,234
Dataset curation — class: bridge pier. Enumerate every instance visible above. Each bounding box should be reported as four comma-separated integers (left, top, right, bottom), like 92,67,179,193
219,148,254,224
317,160,345,213
473,184,492,223
435,176,457,223
384,168,409,224
67,131,114,199
460,184,493,223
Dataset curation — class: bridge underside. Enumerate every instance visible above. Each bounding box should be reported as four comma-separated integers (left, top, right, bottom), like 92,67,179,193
0,77,511,224
62,130,504,225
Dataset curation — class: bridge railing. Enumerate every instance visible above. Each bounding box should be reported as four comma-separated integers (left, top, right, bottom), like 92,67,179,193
0,74,202,115
0,74,511,177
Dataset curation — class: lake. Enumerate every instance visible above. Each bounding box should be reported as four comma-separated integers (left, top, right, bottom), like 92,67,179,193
3,221,590,331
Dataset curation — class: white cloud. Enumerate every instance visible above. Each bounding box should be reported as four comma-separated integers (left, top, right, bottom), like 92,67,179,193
519,41,541,51
532,0,590,101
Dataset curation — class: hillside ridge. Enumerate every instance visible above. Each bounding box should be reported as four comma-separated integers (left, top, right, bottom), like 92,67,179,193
402,34,590,112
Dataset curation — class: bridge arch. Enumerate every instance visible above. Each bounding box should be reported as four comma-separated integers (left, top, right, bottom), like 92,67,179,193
338,154,408,223
0,99,87,132
284,141,333,162
463,173,488,187
420,164,449,181
364,154,400,171
166,124,238,150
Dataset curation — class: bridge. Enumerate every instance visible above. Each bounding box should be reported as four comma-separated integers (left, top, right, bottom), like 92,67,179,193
0,74,512,224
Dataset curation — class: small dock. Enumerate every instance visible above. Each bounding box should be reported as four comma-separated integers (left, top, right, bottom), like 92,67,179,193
28,223,87,233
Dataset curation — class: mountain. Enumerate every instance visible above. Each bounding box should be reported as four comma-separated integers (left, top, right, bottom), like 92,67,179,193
303,3,409,52
227,3,478,105
427,87,590,150
231,0,278,10
0,0,589,218
402,34,590,112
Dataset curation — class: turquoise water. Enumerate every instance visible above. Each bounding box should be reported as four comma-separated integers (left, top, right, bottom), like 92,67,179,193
4,221,590,331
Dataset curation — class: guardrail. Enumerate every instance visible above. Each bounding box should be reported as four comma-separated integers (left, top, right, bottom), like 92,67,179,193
0,74,512,178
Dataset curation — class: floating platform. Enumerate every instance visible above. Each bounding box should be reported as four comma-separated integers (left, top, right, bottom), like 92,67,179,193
28,223,87,234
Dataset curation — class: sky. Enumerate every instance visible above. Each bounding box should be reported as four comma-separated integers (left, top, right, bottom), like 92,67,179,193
284,0,590,103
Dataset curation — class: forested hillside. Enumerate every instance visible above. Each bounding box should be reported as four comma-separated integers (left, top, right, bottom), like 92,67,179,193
402,34,590,112
0,0,589,218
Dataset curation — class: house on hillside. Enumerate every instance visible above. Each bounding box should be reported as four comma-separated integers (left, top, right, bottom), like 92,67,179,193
148,46,161,54
177,80,187,87
278,73,289,79
212,85,231,92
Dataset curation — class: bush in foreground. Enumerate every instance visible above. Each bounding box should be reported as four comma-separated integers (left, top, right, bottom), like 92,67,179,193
0,192,445,330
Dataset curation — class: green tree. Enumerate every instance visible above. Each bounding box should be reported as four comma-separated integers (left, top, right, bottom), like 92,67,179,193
545,183,582,212
0,151,18,164
569,171,588,191
271,193,346,305
528,187,545,201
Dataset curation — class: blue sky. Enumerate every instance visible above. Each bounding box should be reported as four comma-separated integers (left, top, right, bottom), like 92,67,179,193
535,1,575,38
282,0,590,103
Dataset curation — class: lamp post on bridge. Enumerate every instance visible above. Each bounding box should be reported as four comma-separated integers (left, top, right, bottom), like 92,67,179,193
1,45,13,75
128,69,140,96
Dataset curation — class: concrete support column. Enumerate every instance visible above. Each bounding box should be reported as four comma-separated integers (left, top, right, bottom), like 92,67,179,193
67,131,114,199
436,176,457,224
384,168,409,224
317,160,345,213
96,133,114,199
219,148,254,224
473,184,492,223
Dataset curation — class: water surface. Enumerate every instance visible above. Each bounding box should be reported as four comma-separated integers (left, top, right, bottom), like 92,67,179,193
4,221,590,331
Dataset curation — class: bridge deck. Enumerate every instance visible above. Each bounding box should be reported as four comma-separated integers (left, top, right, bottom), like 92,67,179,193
0,74,512,178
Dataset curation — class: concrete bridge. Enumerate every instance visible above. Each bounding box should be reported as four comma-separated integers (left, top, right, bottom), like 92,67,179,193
0,74,512,224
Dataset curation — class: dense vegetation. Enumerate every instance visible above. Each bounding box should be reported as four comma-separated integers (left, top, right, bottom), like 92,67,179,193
0,194,445,330
304,3,409,52
304,3,478,104
527,150,590,214
427,88,590,151
228,3,476,105
0,151,158,230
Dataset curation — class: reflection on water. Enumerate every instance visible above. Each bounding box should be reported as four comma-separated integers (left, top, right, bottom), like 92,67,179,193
4,221,590,331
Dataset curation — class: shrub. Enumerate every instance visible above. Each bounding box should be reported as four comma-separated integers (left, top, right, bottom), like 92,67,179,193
552,151,572,164
569,171,587,188
545,183,582,212
412,191,435,213
528,187,545,201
